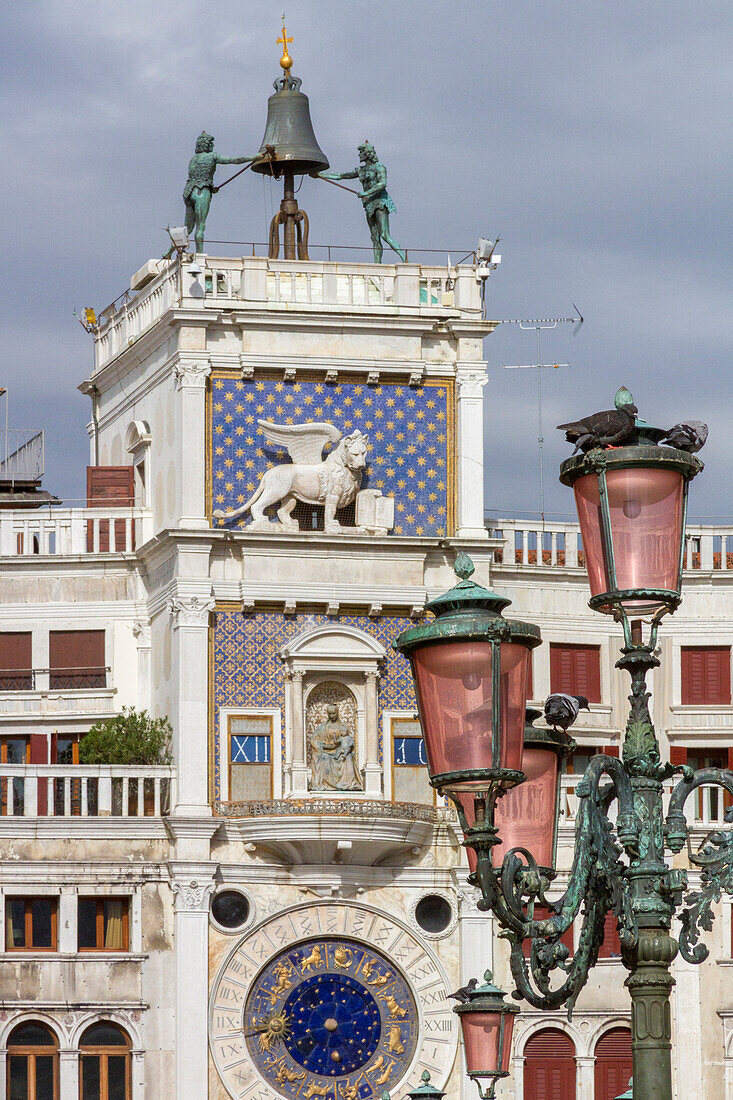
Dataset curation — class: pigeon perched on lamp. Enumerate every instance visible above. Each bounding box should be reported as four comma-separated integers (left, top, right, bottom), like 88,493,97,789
660,420,708,454
447,977,479,1004
544,693,590,733
557,387,638,454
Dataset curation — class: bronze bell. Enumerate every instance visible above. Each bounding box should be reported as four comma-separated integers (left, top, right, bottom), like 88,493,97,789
251,74,329,179
252,73,329,260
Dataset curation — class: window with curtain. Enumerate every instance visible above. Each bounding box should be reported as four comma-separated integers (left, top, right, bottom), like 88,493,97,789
77,898,129,951
5,898,57,951
7,1020,58,1099
79,1022,131,1100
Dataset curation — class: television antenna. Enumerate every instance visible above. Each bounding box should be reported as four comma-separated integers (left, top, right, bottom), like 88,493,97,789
500,306,583,527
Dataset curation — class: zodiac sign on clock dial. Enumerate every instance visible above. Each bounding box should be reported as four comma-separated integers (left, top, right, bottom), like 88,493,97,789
244,938,419,1100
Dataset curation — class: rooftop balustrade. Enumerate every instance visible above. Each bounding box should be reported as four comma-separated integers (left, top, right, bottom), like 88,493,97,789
489,518,733,575
0,506,153,556
92,253,487,371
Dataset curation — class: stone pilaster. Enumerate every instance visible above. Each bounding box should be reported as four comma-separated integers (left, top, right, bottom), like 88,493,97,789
169,592,214,814
363,671,382,796
455,366,488,539
171,865,217,1100
174,355,211,529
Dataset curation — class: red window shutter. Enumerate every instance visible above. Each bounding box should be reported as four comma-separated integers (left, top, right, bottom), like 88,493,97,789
29,734,49,816
594,1027,632,1100
86,466,134,552
523,1028,576,1100
603,745,619,758
599,912,622,958
0,633,32,689
669,746,688,766
523,906,574,958
49,631,105,689
681,646,731,705
549,643,601,703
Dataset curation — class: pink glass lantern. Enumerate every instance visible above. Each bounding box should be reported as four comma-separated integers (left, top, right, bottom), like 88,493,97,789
560,445,702,619
457,709,573,873
394,554,541,797
453,971,519,1094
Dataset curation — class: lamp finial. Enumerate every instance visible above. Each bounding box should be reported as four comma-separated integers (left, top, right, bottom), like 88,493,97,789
277,16,294,72
454,551,475,582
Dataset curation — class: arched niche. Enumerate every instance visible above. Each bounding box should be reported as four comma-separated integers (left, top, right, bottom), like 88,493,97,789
280,625,385,798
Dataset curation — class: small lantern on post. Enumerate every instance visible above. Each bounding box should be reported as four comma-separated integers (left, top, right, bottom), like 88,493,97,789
405,1070,445,1100
453,971,519,1099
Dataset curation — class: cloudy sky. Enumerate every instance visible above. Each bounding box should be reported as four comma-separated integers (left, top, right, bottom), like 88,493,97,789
2,1,731,519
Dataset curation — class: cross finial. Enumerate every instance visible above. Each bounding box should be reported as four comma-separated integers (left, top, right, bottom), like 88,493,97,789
277,16,294,71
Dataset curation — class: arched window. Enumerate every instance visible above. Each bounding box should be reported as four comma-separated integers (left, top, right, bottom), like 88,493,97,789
523,1027,576,1099
7,1020,58,1099
594,1026,632,1100
79,1023,131,1100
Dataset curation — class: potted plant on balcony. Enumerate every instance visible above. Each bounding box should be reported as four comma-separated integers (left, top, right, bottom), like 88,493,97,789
79,708,172,814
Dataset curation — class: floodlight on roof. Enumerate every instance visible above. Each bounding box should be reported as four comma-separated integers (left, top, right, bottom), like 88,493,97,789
166,225,190,252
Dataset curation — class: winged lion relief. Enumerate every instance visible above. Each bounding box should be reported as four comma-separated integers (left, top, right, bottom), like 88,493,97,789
213,420,370,533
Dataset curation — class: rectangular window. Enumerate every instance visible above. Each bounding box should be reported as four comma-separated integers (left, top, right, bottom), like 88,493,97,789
391,717,434,805
228,715,273,801
49,630,106,689
549,642,601,703
78,897,130,951
5,897,58,950
0,632,32,690
681,646,731,705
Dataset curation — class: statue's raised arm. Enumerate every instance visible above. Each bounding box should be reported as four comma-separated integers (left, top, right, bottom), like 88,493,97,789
183,131,257,252
319,141,404,263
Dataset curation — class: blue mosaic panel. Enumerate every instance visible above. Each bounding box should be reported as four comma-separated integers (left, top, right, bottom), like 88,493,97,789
210,375,452,537
212,610,417,799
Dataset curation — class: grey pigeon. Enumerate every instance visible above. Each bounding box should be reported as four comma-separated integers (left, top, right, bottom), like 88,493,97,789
448,977,479,1003
544,693,590,733
556,405,637,454
660,420,708,453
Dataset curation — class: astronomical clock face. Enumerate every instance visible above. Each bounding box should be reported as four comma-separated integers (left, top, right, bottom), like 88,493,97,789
209,902,457,1100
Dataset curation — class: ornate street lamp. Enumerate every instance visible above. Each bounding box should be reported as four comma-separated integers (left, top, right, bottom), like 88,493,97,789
395,392,733,1100
452,971,518,1099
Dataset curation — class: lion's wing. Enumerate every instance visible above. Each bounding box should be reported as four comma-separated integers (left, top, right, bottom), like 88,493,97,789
258,420,342,464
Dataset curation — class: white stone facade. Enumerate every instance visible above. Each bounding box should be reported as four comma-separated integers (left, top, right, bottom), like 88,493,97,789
0,250,728,1100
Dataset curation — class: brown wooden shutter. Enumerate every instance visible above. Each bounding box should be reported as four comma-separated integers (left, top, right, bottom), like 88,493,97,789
594,1027,632,1100
603,745,619,758
681,646,731,705
669,746,688,766
549,643,601,703
523,1028,576,1099
29,734,49,816
49,631,105,688
0,633,32,689
86,466,134,552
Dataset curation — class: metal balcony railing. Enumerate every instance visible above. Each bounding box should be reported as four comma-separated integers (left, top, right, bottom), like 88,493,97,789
0,667,109,691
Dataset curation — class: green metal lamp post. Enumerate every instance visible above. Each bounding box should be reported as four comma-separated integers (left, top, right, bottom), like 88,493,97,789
394,393,733,1100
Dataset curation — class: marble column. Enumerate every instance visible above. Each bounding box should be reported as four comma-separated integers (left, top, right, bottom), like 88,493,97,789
575,1055,595,1097
169,592,214,814
458,886,494,1100
133,621,152,713
290,671,309,795
363,671,382,796
174,356,211,530
171,867,216,1100
455,366,489,540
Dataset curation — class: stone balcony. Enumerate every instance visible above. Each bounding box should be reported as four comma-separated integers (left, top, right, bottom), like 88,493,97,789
0,764,175,819
215,797,458,866
0,505,153,556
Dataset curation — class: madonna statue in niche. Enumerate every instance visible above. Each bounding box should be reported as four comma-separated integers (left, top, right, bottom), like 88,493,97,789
309,704,362,791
